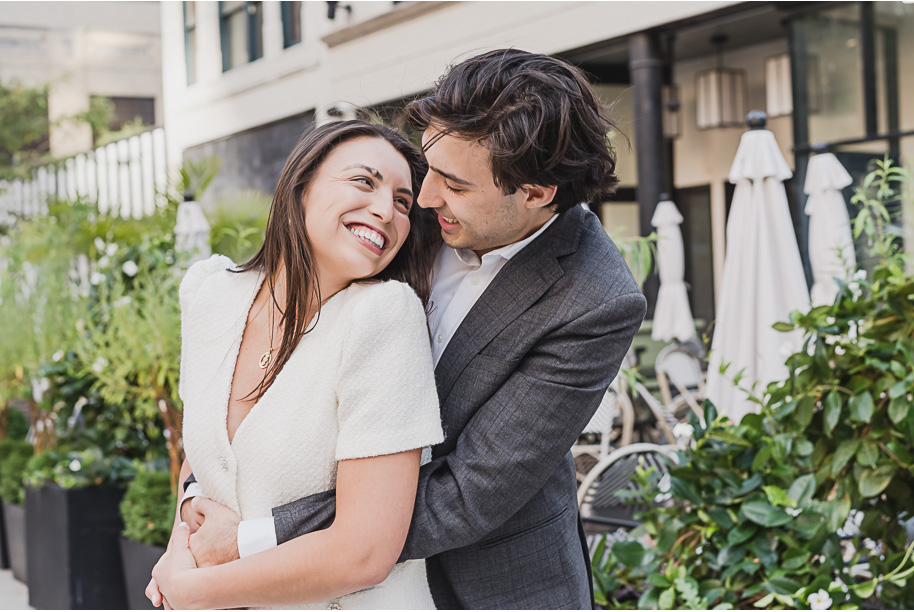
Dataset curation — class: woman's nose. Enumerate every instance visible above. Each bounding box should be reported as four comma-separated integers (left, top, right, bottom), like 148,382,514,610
368,194,395,222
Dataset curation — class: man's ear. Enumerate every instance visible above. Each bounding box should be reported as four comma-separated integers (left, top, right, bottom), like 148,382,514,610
522,184,558,210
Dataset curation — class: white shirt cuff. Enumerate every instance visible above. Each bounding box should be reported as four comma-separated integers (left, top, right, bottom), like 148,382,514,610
237,516,278,558
181,482,205,506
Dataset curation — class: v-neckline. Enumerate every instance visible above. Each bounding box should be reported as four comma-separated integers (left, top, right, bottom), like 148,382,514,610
222,271,343,448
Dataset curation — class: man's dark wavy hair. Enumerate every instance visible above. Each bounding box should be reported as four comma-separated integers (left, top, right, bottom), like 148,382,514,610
404,48,620,214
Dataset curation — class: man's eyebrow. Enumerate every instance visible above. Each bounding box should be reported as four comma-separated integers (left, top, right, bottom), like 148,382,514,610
342,164,382,180
429,165,474,187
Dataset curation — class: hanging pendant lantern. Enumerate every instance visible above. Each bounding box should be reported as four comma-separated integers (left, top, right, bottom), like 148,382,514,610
695,34,747,129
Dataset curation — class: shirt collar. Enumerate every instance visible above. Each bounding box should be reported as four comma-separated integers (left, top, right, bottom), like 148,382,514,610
452,214,559,267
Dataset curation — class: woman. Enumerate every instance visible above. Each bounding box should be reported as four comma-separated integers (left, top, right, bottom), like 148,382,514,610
150,121,443,609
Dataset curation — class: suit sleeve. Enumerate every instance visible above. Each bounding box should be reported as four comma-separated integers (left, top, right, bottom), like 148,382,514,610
399,290,646,560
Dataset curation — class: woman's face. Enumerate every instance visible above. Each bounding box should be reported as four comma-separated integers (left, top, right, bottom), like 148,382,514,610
303,136,414,289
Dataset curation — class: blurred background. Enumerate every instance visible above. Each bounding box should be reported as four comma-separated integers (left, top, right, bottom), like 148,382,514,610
1,1,913,609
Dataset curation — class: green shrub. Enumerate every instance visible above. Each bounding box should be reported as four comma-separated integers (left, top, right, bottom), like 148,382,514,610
4,407,29,440
0,440,33,505
120,468,176,548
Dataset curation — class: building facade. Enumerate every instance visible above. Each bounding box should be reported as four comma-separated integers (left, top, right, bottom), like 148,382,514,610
0,1,163,158
160,1,914,326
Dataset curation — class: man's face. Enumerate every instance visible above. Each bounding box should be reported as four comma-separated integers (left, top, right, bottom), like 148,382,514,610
417,126,553,256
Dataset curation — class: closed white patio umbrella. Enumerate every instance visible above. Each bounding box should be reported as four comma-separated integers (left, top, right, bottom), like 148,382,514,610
805,149,856,307
706,112,810,422
651,195,696,342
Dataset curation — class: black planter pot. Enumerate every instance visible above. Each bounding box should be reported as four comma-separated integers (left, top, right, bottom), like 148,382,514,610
2,501,26,582
0,499,9,569
119,537,164,610
25,484,128,609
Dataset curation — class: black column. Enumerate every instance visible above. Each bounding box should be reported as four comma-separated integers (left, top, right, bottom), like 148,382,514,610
629,32,665,317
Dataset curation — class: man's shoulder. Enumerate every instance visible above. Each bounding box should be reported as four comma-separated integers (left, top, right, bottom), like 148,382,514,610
548,207,642,301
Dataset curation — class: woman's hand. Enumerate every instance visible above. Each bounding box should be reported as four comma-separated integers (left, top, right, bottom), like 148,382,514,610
151,523,200,609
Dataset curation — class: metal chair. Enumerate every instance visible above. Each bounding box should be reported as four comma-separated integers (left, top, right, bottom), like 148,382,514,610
578,443,679,532
655,342,707,424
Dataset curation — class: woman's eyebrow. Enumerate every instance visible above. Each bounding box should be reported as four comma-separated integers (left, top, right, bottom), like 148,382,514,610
342,164,382,180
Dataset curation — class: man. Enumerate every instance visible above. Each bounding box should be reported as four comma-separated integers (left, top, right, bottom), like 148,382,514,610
161,48,645,609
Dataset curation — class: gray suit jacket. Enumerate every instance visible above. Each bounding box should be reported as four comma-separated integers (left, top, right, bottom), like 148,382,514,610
266,205,647,609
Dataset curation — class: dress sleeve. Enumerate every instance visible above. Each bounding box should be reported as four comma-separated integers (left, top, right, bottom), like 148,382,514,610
178,255,233,401
335,282,443,461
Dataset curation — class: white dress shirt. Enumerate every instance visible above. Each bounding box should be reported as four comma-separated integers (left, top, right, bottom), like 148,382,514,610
200,214,559,558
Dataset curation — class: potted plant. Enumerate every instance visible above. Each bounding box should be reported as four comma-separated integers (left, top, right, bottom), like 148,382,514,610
119,466,175,610
0,435,32,581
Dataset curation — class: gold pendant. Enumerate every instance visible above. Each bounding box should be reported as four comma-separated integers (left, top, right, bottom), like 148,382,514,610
259,350,272,369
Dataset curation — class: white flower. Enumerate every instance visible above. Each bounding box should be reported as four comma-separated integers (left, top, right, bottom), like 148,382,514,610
658,473,671,493
97,255,110,269
852,270,867,281
786,507,802,517
75,319,86,332
672,422,694,441
848,563,872,579
105,243,118,256
114,296,132,308
808,589,832,610
825,316,836,325
52,350,65,362
122,260,138,277
90,271,106,286
31,377,50,403
834,345,846,355
69,459,81,472
94,237,106,252
92,357,108,373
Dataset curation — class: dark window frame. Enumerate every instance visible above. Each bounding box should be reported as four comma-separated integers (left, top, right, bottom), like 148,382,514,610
281,1,302,48
183,1,197,85
220,1,264,73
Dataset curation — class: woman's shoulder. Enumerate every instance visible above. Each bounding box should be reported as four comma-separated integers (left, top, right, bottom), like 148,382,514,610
179,254,239,310
342,280,425,317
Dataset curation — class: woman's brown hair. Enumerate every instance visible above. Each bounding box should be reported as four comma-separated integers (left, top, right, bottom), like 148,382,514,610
234,120,437,401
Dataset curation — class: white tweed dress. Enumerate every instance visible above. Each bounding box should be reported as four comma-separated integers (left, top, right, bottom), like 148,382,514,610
179,255,443,609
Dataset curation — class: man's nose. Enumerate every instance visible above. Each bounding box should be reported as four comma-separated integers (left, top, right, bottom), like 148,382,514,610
416,179,440,210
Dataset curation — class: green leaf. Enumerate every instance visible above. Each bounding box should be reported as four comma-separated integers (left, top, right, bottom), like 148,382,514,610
753,593,775,608
824,391,842,436
733,473,763,497
787,474,816,505
740,500,791,527
611,539,646,567
763,485,789,507
717,544,746,567
709,430,752,446
766,577,802,595
648,573,672,588
831,439,861,476
671,477,705,507
849,391,875,423
751,446,772,471
795,439,814,456
772,321,795,332
859,465,895,498
726,522,757,546
856,439,879,467
889,361,906,378
659,586,676,610
781,548,808,570
706,507,734,529
889,395,909,424
795,396,815,428
889,380,908,399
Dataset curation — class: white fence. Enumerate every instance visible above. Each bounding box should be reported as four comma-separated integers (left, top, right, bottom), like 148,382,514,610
0,128,169,224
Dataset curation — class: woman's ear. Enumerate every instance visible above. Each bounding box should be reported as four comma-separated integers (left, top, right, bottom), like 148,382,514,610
522,184,558,210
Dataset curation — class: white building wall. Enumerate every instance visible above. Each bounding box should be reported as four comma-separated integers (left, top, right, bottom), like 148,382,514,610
0,1,163,158
161,0,740,166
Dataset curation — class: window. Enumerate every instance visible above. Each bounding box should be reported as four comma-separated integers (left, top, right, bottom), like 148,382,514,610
281,1,302,48
220,1,263,72
184,2,196,85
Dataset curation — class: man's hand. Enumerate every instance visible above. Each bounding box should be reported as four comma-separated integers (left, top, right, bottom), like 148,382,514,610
188,497,241,567
180,496,206,534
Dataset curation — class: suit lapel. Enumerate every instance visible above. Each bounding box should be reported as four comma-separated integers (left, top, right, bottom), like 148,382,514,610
434,205,585,401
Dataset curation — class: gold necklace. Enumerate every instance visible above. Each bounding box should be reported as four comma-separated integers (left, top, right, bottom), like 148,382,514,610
259,301,276,370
